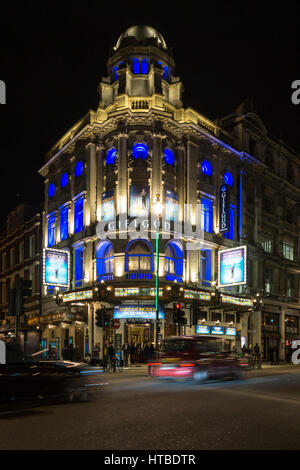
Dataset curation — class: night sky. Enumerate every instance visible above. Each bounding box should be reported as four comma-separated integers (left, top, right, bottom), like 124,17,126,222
0,1,299,222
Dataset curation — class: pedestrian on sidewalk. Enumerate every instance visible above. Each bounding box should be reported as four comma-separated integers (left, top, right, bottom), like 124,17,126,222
122,342,130,367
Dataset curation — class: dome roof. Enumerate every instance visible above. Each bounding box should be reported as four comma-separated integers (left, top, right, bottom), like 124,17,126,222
114,25,167,51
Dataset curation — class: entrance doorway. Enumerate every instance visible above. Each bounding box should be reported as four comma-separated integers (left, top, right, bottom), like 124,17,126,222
125,322,154,362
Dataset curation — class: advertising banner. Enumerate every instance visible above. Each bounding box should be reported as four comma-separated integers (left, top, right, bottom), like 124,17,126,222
225,327,236,336
211,326,224,335
218,246,247,287
196,324,210,334
129,186,149,217
165,189,179,221
43,248,70,288
113,304,164,320
102,189,115,221
219,184,230,232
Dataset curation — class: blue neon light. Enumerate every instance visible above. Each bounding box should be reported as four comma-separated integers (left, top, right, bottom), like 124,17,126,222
106,148,117,165
74,196,84,233
163,148,175,165
61,173,68,188
60,206,69,241
141,58,148,74
133,58,140,74
132,143,148,160
224,171,233,186
201,160,212,176
48,183,55,198
75,161,83,177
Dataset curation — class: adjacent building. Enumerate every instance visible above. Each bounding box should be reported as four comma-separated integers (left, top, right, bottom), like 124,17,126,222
37,26,300,362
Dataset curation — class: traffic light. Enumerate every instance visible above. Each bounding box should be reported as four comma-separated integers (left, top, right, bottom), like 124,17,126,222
103,310,110,328
173,303,186,325
96,309,104,327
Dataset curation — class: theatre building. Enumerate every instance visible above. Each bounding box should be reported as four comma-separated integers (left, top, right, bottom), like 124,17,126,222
38,26,300,361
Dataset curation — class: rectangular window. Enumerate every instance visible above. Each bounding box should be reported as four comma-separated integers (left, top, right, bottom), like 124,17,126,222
10,247,15,267
261,233,273,253
60,206,69,241
200,198,213,233
265,268,273,293
74,197,84,234
224,206,235,240
29,234,35,257
141,58,148,74
283,240,294,260
133,58,140,74
200,249,211,286
74,245,84,287
48,215,56,247
19,242,24,264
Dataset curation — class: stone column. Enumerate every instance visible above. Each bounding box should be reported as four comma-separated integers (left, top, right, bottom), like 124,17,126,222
152,132,163,205
238,168,247,242
86,141,97,228
117,132,128,216
250,310,262,350
96,141,105,222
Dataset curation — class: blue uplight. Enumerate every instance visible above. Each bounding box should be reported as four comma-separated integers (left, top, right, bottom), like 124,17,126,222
164,148,175,165
201,160,212,176
75,160,84,177
106,148,117,165
61,173,68,188
132,143,148,160
224,171,234,186
48,183,55,198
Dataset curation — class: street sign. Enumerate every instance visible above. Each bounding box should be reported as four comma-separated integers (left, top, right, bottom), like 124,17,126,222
113,319,120,329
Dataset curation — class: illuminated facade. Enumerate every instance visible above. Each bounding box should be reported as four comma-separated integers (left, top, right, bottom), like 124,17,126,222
38,26,300,361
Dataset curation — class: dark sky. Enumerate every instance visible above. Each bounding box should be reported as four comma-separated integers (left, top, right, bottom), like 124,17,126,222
0,1,300,222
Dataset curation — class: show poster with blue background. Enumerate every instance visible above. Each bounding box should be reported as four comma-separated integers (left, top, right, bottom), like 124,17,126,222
165,189,179,221
219,246,246,287
44,249,69,287
102,189,115,221
114,305,164,320
129,185,149,217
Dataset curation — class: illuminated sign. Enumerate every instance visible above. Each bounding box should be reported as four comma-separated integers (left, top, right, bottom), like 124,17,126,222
211,326,224,335
225,327,236,336
184,290,211,301
102,190,115,221
219,184,230,232
196,324,210,334
221,294,253,307
113,305,164,320
114,288,163,297
165,190,179,221
43,248,70,288
218,246,247,287
62,290,93,302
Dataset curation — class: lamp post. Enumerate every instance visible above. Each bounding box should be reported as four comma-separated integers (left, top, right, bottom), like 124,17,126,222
153,194,163,356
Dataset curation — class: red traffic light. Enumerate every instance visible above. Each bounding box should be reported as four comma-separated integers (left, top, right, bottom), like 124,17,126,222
176,303,182,310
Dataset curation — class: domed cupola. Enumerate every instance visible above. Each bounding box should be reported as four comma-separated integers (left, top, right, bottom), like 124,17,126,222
98,25,183,109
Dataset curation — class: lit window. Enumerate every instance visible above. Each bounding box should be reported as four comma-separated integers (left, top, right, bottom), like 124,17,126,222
200,249,211,286
261,233,273,253
74,244,84,287
48,215,56,247
48,183,55,198
200,198,213,233
283,240,294,260
60,206,69,241
75,161,84,177
201,160,212,176
224,206,235,240
224,172,233,186
74,196,84,233
126,240,153,272
133,58,140,74
106,148,117,165
141,58,148,74
96,241,114,280
61,173,68,188
163,148,175,165
132,143,148,160
164,241,183,276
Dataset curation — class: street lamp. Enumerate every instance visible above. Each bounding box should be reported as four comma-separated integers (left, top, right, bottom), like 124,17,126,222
153,194,163,356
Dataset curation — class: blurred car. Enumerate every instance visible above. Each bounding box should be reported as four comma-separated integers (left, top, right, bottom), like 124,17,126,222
148,335,242,382
0,339,103,405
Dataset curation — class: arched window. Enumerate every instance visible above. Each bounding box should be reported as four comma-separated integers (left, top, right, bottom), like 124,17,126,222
126,239,153,272
96,241,114,280
132,143,148,160
164,241,183,278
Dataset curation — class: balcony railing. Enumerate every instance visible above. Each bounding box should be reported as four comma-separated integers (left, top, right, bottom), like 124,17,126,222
97,274,114,282
126,272,153,280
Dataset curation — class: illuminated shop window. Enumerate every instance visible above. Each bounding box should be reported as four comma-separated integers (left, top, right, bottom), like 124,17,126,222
200,198,213,233
48,183,55,198
74,244,84,288
74,196,84,233
200,249,211,286
201,160,212,176
61,173,68,188
133,58,140,74
48,215,56,247
75,160,84,177
106,148,117,165
132,143,148,160
224,205,235,240
126,239,153,272
60,206,69,241
164,241,183,276
224,171,233,186
96,241,114,280
163,148,175,165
